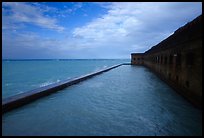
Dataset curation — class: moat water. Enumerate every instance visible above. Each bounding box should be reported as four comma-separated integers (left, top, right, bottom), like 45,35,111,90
2,65,202,136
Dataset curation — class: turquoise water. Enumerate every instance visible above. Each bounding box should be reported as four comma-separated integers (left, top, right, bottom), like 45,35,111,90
2,65,202,136
2,59,129,98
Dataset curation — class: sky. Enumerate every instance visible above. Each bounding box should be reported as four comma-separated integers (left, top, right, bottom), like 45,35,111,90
2,2,202,59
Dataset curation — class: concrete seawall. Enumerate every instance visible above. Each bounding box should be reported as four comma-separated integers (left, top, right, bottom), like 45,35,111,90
2,63,126,114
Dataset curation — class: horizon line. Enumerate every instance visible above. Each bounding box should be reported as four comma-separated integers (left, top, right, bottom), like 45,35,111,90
2,58,130,60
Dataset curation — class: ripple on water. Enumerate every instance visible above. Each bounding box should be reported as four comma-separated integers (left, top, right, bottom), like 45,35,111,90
2,65,202,136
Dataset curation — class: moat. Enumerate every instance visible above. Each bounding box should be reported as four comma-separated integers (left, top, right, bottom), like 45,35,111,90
2,65,202,136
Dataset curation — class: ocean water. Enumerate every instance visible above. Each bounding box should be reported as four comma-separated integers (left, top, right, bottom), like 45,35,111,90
2,65,202,136
2,59,129,98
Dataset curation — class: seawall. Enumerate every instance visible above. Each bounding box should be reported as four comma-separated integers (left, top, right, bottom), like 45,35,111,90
2,63,125,114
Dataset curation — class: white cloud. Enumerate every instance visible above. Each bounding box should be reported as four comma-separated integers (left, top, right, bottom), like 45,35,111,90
2,2,202,59
72,2,202,56
2,2,64,32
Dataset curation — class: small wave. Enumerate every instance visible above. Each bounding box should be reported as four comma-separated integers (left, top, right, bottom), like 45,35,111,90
16,91,24,95
94,65,108,72
103,65,107,68
39,79,61,87
88,82,103,88
94,68,100,72
5,83,12,86
40,82,54,87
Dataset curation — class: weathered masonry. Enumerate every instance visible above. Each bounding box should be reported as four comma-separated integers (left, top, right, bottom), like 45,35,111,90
131,15,202,109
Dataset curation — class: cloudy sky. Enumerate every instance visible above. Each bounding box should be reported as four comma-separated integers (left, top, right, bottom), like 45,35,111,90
2,2,202,59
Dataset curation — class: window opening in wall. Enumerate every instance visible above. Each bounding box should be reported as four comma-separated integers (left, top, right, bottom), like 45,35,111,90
176,75,179,81
164,56,167,64
168,73,171,79
169,54,173,64
161,56,163,64
186,52,194,66
186,81,190,87
156,56,158,63
133,58,136,61
175,53,181,66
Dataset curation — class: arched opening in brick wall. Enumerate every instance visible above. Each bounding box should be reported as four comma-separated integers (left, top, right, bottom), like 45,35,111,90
186,52,194,66
175,53,181,67
169,54,173,64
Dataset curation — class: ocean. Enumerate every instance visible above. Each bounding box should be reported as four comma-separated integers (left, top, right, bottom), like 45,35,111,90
2,59,129,98
2,59,202,136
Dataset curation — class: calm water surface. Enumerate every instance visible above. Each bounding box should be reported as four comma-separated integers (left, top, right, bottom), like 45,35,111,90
2,65,202,136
